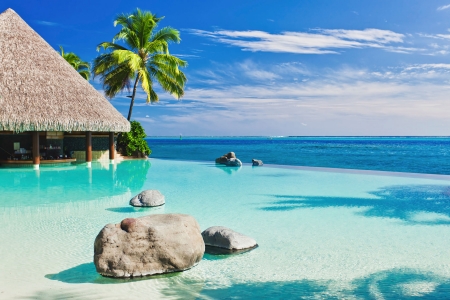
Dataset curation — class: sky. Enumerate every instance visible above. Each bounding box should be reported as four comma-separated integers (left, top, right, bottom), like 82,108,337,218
3,0,450,136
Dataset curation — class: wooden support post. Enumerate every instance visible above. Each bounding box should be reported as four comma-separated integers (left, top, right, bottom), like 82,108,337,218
32,131,40,169
86,131,92,167
109,132,115,164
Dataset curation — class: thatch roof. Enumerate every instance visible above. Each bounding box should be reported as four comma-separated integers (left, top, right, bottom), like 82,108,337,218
0,8,130,133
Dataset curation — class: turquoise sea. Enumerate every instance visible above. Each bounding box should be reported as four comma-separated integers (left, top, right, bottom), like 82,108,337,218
1,137,450,299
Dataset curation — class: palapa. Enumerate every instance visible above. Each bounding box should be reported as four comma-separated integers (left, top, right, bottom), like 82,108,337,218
0,8,130,133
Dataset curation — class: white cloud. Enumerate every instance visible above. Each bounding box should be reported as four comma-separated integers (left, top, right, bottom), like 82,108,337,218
317,28,403,43
421,33,450,40
437,4,450,11
435,34,450,41
189,28,408,54
403,63,450,71
238,60,280,80
35,20,59,26
172,54,200,58
134,117,155,123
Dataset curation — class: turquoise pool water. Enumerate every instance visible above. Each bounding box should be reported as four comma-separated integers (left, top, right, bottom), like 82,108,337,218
1,159,450,299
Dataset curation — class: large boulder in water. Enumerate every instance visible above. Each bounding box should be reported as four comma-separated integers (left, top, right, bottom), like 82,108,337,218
129,190,165,207
202,226,257,253
94,214,204,278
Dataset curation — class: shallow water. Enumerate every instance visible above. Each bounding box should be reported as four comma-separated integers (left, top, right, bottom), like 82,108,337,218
1,159,450,299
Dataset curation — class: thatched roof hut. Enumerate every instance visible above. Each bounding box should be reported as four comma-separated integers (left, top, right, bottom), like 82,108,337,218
0,8,130,133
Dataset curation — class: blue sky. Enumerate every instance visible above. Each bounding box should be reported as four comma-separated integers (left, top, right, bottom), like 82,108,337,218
3,0,450,136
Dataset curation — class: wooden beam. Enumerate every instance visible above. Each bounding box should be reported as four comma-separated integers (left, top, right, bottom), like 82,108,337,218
32,131,40,169
109,132,115,162
86,131,92,166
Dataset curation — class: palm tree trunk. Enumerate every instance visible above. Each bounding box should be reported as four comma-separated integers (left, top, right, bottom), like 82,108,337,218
127,74,141,121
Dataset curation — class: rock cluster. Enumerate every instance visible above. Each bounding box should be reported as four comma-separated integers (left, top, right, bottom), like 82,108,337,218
129,190,165,207
202,226,257,254
215,152,242,167
94,214,204,278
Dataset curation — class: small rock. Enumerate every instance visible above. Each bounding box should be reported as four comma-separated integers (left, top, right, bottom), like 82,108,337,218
94,214,204,278
202,226,257,252
252,159,263,166
129,190,165,207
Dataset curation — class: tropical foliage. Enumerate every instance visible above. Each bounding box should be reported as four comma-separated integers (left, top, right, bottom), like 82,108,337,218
93,8,187,121
118,121,151,156
59,46,91,80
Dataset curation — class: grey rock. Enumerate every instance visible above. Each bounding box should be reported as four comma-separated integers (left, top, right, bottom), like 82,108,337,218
94,214,205,278
252,159,263,166
201,226,257,250
215,152,236,164
215,156,228,164
226,158,242,167
129,190,165,207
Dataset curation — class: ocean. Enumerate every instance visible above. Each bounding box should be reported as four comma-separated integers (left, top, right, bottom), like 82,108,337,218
146,136,450,175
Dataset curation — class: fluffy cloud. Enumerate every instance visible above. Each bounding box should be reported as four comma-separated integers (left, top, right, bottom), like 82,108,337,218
189,28,408,54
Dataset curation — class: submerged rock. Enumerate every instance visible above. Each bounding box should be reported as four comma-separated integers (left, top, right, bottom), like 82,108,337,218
252,159,263,166
94,214,204,278
202,226,257,253
129,190,165,207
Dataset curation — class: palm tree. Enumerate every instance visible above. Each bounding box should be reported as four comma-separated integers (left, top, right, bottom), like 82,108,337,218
93,8,187,121
59,46,91,80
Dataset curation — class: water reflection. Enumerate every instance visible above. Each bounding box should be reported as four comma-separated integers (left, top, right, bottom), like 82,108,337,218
212,164,242,175
45,262,183,284
195,268,450,299
106,205,165,213
263,185,450,225
0,160,151,207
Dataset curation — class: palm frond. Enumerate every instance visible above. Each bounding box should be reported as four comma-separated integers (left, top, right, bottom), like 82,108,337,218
150,88,159,103
96,42,128,52
101,63,134,98
154,68,185,99
78,69,91,81
59,45,91,80
111,50,142,71
151,27,181,44
138,68,152,102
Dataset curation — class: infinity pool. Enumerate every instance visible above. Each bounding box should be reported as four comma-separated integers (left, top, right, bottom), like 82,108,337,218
1,159,450,299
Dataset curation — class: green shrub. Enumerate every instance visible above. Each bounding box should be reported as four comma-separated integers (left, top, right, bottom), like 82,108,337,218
118,121,151,157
